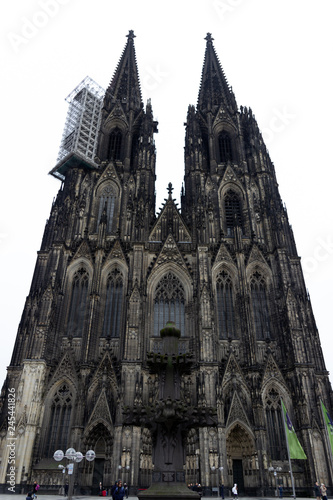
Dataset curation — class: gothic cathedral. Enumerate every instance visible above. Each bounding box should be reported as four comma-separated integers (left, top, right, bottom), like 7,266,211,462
0,31,332,496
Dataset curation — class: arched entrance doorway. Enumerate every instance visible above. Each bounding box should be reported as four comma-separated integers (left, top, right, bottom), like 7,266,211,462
226,423,259,495
93,437,106,494
82,422,114,494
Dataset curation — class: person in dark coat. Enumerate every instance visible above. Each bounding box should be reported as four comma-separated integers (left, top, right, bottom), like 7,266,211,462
314,481,321,500
220,484,224,499
114,481,125,500
111,481,118,500
32,481,39,499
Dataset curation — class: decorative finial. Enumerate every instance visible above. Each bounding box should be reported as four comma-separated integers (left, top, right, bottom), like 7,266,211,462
160,321,181,339
205,33,214,43
167,182,174,198
127,30,136,40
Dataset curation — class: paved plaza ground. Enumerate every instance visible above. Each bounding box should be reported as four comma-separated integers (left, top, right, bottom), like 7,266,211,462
0,495,316,500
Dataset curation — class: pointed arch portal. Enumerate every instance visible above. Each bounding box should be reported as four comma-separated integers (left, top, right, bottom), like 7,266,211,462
82,422,114,493
226,423,259,493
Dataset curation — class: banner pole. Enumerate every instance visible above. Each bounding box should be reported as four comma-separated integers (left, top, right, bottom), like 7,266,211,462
281,399,296,500
320,400,333,480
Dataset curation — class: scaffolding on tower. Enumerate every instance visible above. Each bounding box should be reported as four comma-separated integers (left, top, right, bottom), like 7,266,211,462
49,76,105,180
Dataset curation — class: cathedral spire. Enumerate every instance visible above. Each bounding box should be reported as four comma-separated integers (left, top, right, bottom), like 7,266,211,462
197,33,237,113
106,30,142,110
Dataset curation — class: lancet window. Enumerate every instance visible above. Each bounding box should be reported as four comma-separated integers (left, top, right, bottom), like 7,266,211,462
102,268,124,337
45,384,73,457
108,128,122,160
216,270,235,339
224,190,243,235
96,185,116,233
265,388,287,460
131,133,140,167
218,132,233,162
250,270,270,339
153,272,185,336
67,267,89,337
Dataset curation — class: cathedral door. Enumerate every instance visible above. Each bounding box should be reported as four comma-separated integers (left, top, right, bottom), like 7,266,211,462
91,435,107,493
92,458,105,493
232,459,244,493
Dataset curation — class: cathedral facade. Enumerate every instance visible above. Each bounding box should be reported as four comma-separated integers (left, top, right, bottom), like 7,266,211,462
0,31,332,495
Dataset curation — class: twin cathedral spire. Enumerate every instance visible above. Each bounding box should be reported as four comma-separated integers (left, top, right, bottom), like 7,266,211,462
13,29,305,364
49,30,285,250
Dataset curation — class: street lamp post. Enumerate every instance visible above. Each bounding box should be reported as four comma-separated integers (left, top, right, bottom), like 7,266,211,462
210,465,224,496
54,448,96,500
118,464,130,484
268,466,282,497
219,466,224,486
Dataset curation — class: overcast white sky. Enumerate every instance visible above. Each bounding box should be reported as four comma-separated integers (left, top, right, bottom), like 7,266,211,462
1,0,333,388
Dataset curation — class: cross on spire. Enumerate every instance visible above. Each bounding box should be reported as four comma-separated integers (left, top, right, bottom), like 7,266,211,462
204,33,214,43
127,30,136,40
167,182,174,198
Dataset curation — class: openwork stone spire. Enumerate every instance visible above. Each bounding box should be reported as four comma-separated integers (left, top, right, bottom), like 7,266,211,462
197,33,237,113
106,30,142,110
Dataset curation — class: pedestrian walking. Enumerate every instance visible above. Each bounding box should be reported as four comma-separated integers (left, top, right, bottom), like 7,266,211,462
232,484,238,499
111,481,118,500
32,481,39,499
314,481,321,500
321,483,328,500
114,480,125,500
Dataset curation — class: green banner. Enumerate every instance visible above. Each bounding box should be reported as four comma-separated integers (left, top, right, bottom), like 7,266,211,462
282,400,307,459
321,400,333,456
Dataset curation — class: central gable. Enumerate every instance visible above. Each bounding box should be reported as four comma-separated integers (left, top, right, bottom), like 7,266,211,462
149,195,192,243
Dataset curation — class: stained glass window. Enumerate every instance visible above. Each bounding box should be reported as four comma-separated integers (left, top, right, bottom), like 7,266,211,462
218,132,233,162
96,185,116,233
108,128,122,160
154,272,185,336
102,268,123,337
216,270,235,339
67,267,89,337
225,190,242,235
250,271,270,339
45,384,73,457
265,389,286,460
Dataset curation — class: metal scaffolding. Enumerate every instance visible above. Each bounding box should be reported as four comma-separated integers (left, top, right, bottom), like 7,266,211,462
51,76,105,179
